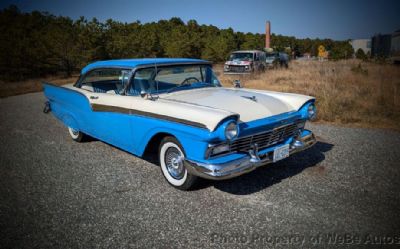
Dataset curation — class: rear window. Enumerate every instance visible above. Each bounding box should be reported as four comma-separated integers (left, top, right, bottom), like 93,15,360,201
81,69,123,84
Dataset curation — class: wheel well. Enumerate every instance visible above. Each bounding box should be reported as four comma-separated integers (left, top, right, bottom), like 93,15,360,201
142,132,174,160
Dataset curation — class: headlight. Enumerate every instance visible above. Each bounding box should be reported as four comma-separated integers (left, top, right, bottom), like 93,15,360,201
224,64,230,69
225,122,238,140
245,65,249,69
308,104,317,120
297,121,306,129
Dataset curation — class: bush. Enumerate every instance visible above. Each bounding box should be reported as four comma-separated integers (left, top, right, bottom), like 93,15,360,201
355,48,368,60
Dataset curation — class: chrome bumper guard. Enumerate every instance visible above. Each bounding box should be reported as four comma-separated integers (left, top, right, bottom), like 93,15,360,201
184,131,317,180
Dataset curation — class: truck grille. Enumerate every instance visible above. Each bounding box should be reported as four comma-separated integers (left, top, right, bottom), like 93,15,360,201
230,122,299,152
228,65,246,72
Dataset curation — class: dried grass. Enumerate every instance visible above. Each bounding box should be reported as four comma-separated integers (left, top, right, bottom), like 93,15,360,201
1,60,399,130
0,75,78,98
218,60,400,130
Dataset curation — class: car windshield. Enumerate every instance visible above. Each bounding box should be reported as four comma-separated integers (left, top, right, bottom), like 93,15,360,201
229,53,253,61
128,64,221,95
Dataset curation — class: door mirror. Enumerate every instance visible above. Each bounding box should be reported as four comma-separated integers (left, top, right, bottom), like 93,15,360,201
140,90,149,98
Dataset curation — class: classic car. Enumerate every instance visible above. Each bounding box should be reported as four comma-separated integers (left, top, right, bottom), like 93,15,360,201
43,58,317,190
224,50,266,74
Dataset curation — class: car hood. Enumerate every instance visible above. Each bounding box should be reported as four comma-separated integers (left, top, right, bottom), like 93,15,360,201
162,87,314,123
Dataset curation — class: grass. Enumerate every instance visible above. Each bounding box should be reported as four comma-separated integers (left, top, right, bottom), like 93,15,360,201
1,60,399,130
0,75,78,98
217,60,400,130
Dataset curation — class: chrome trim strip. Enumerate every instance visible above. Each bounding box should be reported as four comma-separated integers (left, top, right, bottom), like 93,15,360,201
184,131,317,180
44,82,209,130
91,103,208,129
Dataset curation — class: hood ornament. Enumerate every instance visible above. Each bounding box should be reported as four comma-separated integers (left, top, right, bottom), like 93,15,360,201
241,95,257,102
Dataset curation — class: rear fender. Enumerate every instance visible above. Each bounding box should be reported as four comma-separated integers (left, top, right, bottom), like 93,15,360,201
43,83,90,132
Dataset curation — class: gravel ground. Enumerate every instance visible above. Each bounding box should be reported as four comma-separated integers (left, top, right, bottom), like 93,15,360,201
1,92,400,249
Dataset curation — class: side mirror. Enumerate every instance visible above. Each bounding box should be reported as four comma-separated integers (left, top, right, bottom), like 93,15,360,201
140,90,148,98
233,79,242,88
140,90,159,101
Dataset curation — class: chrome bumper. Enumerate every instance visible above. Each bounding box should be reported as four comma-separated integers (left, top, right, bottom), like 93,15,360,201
223,72,252,75
184,131,317,180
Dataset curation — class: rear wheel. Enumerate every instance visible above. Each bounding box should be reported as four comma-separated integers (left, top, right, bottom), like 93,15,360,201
159,136,197,190
68,127,85,142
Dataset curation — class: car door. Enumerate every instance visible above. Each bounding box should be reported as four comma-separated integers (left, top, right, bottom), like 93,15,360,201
78,68,134,152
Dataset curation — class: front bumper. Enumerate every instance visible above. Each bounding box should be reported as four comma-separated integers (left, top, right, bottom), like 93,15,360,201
184,130,316,180
223,71,252,75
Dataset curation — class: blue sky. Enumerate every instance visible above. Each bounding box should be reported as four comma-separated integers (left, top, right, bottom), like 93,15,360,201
1,0,399,40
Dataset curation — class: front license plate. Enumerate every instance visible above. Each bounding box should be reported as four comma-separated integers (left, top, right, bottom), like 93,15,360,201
273,144,290,162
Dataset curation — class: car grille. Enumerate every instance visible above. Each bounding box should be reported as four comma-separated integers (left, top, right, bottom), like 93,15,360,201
230,122,299,152
228,65,246,72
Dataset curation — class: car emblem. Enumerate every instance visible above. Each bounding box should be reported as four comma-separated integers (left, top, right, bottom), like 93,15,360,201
241,96,257,102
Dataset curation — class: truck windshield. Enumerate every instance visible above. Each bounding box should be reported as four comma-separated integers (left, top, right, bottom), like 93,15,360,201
129,64,221,95
229,53,253,61
266,53,278,59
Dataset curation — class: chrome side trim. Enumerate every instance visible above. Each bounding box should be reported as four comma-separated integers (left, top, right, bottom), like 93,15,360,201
184,131,317,180
90,103,208,129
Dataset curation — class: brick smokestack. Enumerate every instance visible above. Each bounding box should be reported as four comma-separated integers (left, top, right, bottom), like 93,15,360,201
265,21,271,49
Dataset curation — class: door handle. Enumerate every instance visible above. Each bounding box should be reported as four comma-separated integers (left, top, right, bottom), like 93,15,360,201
90,96,99,100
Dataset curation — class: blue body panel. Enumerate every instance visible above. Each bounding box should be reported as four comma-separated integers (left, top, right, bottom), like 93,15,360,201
44,84,136,152
43,83,211,160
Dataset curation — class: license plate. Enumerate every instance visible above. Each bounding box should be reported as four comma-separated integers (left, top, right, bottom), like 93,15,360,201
273,144,290,162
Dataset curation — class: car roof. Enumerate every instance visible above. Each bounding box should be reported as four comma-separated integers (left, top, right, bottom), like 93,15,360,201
81,58,211,74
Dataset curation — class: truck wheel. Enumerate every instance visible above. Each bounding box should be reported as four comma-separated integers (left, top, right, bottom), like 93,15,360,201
159,136,198,190
68,127,86,142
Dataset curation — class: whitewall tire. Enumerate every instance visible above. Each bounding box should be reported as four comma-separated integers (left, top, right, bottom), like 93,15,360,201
159,136,197,190
68,127,85,142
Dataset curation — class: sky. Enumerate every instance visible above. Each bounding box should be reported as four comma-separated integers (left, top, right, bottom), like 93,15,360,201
1,0,399,40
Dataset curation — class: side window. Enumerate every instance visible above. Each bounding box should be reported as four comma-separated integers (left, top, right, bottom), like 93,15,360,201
261,53,266,61
80,69,130,94
254,53,259,61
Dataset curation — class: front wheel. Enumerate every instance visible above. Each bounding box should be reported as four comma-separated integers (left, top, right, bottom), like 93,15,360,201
68,127,86,142
159,136,198,190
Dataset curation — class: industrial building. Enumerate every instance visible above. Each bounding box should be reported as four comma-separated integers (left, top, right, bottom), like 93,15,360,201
371,29,400,58
391,30,400,56
350,29,400,60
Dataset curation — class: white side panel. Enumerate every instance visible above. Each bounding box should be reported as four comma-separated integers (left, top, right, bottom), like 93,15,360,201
62,84,236,131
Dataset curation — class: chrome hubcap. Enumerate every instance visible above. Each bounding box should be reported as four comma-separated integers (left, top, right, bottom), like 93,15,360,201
165,147,184,180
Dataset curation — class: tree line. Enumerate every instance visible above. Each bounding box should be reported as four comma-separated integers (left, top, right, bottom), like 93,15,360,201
0,5,354,81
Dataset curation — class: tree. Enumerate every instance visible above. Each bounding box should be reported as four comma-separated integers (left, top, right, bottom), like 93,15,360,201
330,41,354,60
202,29,236,62
355,48,367,60
0,5,363,81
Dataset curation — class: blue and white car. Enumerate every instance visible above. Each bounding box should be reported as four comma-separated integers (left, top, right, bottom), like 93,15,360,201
43,58,317,190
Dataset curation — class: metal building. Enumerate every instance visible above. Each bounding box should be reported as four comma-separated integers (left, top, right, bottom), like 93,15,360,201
371,34,392,57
